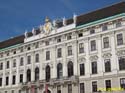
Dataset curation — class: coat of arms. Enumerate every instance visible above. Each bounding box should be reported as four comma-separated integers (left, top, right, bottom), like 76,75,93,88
42,17,53,35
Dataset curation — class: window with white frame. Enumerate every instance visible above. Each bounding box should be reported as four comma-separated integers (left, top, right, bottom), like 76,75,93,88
117,33,123,45
103,37,109,48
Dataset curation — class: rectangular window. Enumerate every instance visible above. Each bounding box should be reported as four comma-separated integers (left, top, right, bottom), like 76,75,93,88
6,61,9,69
11,90,14,93
5,91,7,93
68,84,72,93
20,74,23,83
117,33,123,45
79,43,84,54
68,46,72,56
90,40,96,51
103,37,109,48
105,59,111,72
27,56,31,64
0,78,2,86
92,81,97,92
46,51,50,60
116,21,121,28
57,48,62,58
120,78,125,89
57,37,61,43
0,63,3,70
80,83,85,93
12,75,16,85
67,34,72,40
6,76,9,86
90,29,95,34
102,25,108,31
91,61,97,74
78,33,83,37
80,63,85,76
119,57,125,70
105,80,111,91
57,85,61,93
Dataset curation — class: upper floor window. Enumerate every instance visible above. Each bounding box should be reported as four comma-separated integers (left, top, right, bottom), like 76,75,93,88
0,78,2,86
20,74,23,83
116,21,122,28
120,78,125,89
67,61,74,77
46,65,51,82
67,46,72,56
57,85,61,93
57,63,63,79
90,40,96,51
35,67,39,81
78,33,83,37
6,61,9,69
12,75,16,85
11,90,15,93
80,63,85,76
6,76,9,85
91,61,97,74
103,37,109,48
102,25,108,31
27,69,31,82
27,47,31,50
57,37,61,43
27,56,31,64
13,51,16,54
35,54,39,63
45,41,49,46
119,57,125,70
20,57,24,66
13,59,16,67
35,42,39,48
57,48,62,58
79,43,84,54
46,51,50,60
104,59,111,72
90,29,95,34
117,33,123,46
67,34,72,40
0,63,3,70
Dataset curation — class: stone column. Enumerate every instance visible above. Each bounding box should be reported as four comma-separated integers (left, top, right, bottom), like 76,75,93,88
2,59,6,87
62,44,67,77
84,38,90,77
16,56,20,85
40,49,44,80
51,46,56,79
73,41,78,76
9,57,12,86
97,35,103,75
31,52,35,82
24,54,27,83
110,32,117,73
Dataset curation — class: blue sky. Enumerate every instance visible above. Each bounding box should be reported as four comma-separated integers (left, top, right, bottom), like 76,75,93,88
0,0,121,41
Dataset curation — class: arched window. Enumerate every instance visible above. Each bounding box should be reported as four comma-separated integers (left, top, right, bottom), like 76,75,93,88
46,65,50,82
27,69,31,82
35,54,39,63
67,61,74,77
35,67,39,81
57,63,63,79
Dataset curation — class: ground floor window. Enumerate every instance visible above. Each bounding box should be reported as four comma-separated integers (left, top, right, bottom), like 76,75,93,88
80,83,85,93
68,84,72,93
105,80,111,91
92,81,97,92
120,78,125,89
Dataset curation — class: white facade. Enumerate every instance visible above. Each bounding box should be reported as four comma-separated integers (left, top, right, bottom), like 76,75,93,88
0,11,125,93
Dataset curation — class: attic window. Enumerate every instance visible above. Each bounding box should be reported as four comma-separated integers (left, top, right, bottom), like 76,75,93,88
78,33,83,37
13,51,16,54
90,29,95,34
27,47,31,50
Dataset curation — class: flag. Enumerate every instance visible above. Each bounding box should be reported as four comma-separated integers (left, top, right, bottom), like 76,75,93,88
45,84,48,93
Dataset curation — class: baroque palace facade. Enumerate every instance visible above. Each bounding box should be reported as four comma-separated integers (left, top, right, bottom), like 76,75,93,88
0,2,125,93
